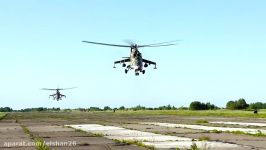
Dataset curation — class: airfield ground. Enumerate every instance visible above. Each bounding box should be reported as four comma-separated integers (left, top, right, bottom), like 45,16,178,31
0,110,266,150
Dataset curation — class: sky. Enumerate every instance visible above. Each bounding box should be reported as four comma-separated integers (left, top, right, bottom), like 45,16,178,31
0,1,266,109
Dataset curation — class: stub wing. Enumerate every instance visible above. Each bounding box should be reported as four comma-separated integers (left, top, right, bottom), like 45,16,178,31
142,59,157,69
142,59,156,65
49,94,56,97
114,58,130,64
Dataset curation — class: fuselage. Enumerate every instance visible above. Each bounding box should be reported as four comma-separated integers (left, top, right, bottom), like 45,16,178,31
49,90,63,100
130,48,143,72
56,90,61,100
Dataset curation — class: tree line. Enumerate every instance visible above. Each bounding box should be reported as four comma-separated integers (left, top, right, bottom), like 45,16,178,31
0,107,13,112
0,107,60,112
226,98,266,110
0,98,265,112
78,105,179,112
189,98,266,110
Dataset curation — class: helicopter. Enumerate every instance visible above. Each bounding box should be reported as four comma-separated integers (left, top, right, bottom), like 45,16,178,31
82,40,177,76
41,87,77,101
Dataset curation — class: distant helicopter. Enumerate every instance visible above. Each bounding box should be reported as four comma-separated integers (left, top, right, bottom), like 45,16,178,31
41,87,77,101
82,40,177,76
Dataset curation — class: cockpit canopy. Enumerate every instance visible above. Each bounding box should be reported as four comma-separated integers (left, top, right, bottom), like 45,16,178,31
132,49,142,58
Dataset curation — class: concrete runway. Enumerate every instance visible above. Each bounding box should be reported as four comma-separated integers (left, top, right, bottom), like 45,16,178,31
1,112,266,150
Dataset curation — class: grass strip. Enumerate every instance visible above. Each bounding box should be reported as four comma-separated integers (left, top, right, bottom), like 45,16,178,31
21,124,50,150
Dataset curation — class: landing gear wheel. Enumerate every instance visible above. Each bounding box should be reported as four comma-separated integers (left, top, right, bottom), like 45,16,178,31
142,70,145,74
122,63,126,67
125,69,128,74
135,72,139,76
144,63,148,67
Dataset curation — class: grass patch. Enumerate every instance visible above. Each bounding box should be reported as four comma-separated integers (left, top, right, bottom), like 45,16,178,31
227,130,245,135
35,137,50,150
196,120,208,124
74,129,87,133
21,124,50,150
198,136,210,141
210,129,266,137
21,125,34,139
0,113,7,120
113,139,130,146
93,132,104,137
210,129,222,133
114,139,155,150
225,130,266,137
189,143,200,150
68,126,104,137
109,109,266,118
254,130,265,137
5,109,266,123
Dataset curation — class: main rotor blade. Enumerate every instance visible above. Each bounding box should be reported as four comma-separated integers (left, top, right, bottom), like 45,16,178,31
58,87,77,90
82,41,131,47
138,40,179,47
123,39,135,46
138,43,177,48
41,88,57,90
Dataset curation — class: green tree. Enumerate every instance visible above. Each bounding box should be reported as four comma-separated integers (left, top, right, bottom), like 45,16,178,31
263,103,266,109
132,105,146,111
206,102,217,110
226,101,236,110
249,102,265,109
189,101,205,110
104,106,112,111
226,98,249,110
0,107,13,112
119,106,125,110
236,98,248,109
89,107,102,111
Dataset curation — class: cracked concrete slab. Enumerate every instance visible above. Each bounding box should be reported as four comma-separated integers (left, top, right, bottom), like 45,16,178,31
67,124,241,149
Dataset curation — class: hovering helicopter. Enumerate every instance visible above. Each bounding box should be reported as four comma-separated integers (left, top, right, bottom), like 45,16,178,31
82,40,177,76
41,87,77,101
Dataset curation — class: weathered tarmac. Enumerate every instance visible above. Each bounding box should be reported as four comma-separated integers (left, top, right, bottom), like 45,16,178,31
1,112,266,150
0,120,35,150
